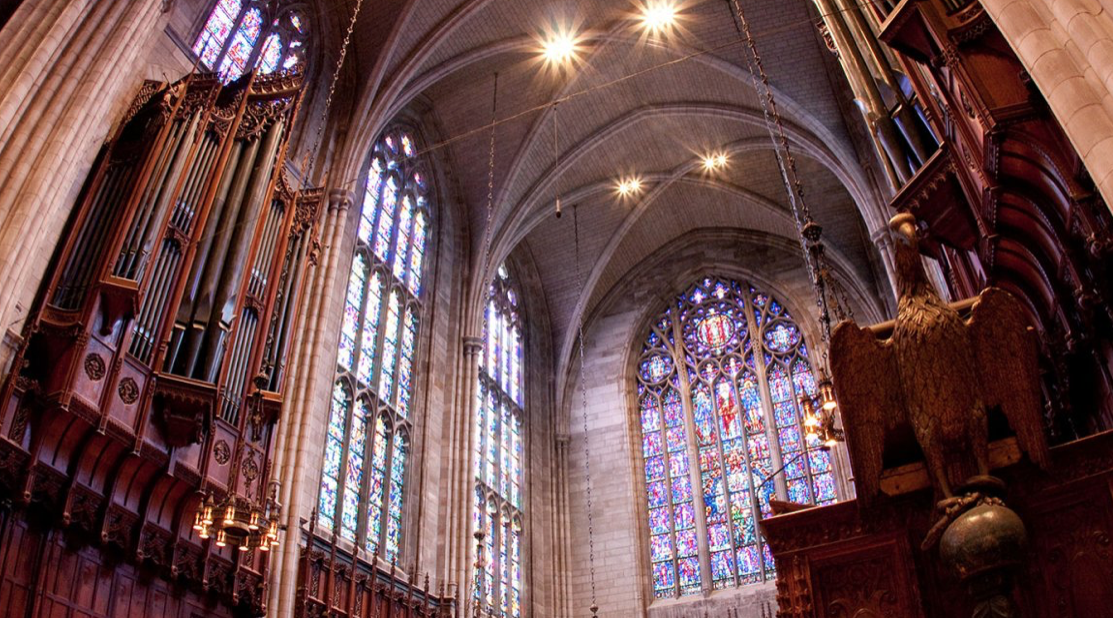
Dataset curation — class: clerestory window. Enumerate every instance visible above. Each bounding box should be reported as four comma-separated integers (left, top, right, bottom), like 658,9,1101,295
317,129,432,562
193,0,310,82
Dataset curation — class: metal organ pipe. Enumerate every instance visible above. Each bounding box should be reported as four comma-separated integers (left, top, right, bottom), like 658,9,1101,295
265,225,308,391
115,112,198,280
130,119,224,362
54,162,133,309
831,0,935,167
197,117,284,382
169,137,251,375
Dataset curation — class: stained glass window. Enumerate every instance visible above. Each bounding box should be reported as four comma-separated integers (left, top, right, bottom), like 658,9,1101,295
637,276,840,598
193,1,310,83
474,266,524,617
316,129,433,563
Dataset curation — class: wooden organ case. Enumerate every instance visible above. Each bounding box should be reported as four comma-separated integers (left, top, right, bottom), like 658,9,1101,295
877,0,1113,435
759,0,1113,615
0,69,319,616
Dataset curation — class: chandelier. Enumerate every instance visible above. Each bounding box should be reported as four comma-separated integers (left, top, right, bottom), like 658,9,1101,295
801,383,844,448
193,481,282,552
729,0,851,445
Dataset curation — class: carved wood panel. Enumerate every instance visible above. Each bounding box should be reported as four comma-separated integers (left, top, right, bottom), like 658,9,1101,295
1025,480,1113,616
809,539,923,618
0,513,233,618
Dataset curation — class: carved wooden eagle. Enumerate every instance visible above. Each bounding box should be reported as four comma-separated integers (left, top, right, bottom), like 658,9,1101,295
829,214,1050,502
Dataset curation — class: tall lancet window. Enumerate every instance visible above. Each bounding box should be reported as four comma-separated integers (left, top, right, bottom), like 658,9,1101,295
473,265,524,618
193,0,310,82
317,129,432,562
637,276,838,599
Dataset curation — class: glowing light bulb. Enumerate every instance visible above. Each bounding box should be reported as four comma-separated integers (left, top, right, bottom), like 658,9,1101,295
819,378,837,411
542,31,577,64
618,178,642,196
640,2,678,33
703,152,729,171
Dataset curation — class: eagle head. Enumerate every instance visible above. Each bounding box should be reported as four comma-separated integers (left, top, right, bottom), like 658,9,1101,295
889,213,935,300
890,212,918,247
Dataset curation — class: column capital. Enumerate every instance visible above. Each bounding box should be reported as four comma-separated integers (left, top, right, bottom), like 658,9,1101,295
870,227,893,247
463,336,484,355
328,189,356,212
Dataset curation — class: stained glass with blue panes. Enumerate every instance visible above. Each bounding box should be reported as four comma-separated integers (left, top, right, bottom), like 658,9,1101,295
318,129,431,564
474,266,525,616
637,277,840,593
193,1,311,83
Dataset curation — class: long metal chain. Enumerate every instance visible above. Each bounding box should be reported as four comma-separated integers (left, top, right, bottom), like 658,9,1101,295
574,205,600,617
553,103,562,218
727,0,851,341
303,0,365,183
471,73,500,618
480,74,500,289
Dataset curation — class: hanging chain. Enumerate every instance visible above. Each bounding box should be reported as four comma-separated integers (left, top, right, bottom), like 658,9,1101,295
553,103,562,219
480,74,500,288
574,206,600,617
470,73,500,618
302,0,365,184
727,0,851,343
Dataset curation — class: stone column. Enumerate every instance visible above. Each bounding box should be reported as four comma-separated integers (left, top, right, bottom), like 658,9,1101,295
553,434,572,618
270,188,354,618
871,227,898,313
0,0,167,374
980,0,1113,207
449,335,483,600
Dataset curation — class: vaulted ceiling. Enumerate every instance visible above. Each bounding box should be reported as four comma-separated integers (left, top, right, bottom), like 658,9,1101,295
324,0,892,373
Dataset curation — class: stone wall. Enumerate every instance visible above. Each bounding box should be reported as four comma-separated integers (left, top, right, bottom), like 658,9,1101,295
562,231,866,617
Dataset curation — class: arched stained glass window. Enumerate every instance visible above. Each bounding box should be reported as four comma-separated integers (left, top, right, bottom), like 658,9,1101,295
474,265,524,618
316,128,433,562
637,276,838,599
193,0,310,83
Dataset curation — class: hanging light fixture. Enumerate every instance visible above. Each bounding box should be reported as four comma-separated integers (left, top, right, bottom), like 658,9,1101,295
572,204,601,618
553,102,562,218
193,481,282,552
469,73,500,618
799,394,843,449
728,0,851,444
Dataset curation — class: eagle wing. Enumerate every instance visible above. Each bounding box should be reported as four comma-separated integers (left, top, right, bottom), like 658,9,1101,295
967,287,1051,469
829,320,904,504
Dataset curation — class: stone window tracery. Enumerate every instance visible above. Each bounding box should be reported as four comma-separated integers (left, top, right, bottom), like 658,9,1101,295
317,128,432,562
637,276,839,598
473,265,524,618
193,0,310,82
